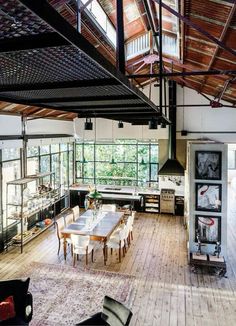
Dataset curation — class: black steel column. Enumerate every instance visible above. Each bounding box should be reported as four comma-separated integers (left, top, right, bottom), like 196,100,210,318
21,116,27,178
159,0,163,116
168,80,177,159
116,0,125,74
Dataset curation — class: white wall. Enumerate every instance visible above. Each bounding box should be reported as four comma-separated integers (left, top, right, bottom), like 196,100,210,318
176,87,236,143
73,117,168,141
26,118,73,135
141,83,236,143
0,115,74,147
0,114,74,136
0,115,22,135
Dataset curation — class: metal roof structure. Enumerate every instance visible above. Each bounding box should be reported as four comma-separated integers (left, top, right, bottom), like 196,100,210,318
0,0,235,122
0,0,169,125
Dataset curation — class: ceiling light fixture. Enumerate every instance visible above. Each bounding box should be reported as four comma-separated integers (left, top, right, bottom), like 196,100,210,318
84,118,93,130
118,120,124,128
161,121,167,128
148,118,158,129
140,125,146,165
110,120,116,164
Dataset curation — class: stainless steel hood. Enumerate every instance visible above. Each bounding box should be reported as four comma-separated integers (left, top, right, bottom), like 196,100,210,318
159,80,185,176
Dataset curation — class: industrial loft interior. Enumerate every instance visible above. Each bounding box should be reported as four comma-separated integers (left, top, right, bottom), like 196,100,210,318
0,0,235,325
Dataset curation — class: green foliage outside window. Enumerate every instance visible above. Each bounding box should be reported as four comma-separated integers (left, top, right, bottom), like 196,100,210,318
75,140,159,187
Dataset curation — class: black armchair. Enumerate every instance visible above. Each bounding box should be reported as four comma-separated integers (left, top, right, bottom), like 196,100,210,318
77,295,132,326
0,278,33,325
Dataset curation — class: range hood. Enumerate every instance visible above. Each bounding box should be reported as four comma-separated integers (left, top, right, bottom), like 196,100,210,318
159,80,185,176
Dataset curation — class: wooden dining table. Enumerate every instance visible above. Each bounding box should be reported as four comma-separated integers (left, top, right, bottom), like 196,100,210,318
61,209,124,265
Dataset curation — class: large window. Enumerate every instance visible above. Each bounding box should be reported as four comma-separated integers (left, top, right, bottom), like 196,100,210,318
27,142,74,196
81,0,116,47
76,140,159,187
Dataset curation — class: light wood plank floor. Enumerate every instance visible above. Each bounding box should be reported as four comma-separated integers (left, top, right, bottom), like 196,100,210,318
1,191,236,326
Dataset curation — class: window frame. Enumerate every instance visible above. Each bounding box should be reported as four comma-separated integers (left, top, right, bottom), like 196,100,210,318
75,140,159,187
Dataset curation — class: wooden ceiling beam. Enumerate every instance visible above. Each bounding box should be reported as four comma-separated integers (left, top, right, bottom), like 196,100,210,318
154,0,236,57
198,3,236,93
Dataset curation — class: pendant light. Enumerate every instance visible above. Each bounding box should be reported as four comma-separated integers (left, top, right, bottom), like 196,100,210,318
148,117,158,129
140,125,146,165
82,120,87,164
84,117,93,130
118,120,124,128
110,120,116,164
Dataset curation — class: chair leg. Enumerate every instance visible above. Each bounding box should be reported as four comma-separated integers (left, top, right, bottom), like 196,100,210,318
71,244,73,256
131,230,133,241
123,246,125,257
57,239,61,255
103,244,107,265
91,249,94,263
73,254,76,267
119,243,121,263
86,247,88,265
111,248,113,255
124,240,127,253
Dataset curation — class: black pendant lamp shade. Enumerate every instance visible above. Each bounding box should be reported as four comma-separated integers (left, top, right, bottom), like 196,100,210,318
161,121,167,128
118,120,124,128
148,118,158,129
84,118,93,130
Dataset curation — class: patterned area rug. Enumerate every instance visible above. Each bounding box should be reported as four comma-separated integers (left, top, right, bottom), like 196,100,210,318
18,262,135,326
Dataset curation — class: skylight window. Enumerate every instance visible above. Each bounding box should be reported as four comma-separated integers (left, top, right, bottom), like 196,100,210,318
80,0,116,47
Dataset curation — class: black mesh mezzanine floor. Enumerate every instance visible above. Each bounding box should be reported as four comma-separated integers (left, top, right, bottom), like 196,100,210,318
0,0,169,124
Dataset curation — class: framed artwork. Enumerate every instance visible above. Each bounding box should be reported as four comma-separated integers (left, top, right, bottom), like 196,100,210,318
195,215,221,244
195,151,221,180
196,183,221,212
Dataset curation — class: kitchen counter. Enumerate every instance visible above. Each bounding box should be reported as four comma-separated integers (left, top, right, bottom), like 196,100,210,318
70,184,184,197
70,184,184,215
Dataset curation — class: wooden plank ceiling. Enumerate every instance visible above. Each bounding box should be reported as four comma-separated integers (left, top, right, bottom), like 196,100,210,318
0,0,235,121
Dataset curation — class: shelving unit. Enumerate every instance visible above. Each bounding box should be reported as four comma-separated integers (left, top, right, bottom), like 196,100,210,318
6,172,59,253
142,194,160,213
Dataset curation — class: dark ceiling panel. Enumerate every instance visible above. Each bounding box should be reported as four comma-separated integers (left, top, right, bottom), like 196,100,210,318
0,0,167,123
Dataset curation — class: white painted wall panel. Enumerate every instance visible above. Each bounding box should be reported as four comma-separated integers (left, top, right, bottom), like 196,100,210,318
0,115,22,135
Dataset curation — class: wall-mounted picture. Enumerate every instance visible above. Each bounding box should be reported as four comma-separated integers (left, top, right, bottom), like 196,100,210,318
195,151,221,180
195,215,221,244
196,183,221,212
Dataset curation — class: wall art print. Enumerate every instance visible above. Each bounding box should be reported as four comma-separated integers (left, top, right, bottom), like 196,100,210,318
195,215,221,244
195,151,221,180
196,183,222,212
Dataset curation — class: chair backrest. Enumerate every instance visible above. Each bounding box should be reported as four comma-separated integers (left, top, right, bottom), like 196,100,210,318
101,204,116,212
72,205,80,220
124,217,132,237
71,234,90,249
64,213,74,226
102,295,133,326
55,217,65,239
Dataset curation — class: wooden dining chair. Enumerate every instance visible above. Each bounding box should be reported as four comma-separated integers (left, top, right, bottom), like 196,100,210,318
71,234,95,266
107,225,126,263
55,217,66,255
129,211,136,241
64,213,74,226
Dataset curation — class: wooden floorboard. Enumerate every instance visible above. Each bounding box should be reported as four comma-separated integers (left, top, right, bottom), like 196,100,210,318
1,192,236,325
